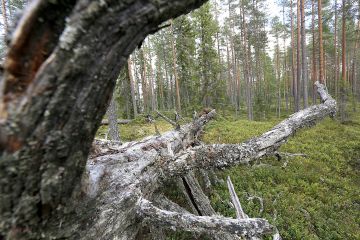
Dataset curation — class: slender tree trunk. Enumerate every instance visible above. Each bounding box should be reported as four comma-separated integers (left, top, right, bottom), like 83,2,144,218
242,2,253,120
276,37,281,118
301,0,308,108
311,0,317,104
229,0,238,115
226,37,232,98
170,20,181,113
340,0,347,121
334,0,339,98
161,34,171,110
318,0,325,84
128,57,138,117
291,0,298,112
107,92,121,142
283,4,289,112
296,0,301,110
1,0,8,34
352,10,360,111
148,52,156,111
141,48,148,113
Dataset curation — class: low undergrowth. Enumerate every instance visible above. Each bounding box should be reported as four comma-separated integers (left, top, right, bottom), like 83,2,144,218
204,115,360,239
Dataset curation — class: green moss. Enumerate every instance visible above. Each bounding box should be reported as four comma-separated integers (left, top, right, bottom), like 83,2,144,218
96,119,174,141
97,114,360,239
205,116,360,239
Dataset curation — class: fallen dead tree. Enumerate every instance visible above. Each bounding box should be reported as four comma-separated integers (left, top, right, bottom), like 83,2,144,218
0,0,337,238
73,81,335,239
100,119,132,125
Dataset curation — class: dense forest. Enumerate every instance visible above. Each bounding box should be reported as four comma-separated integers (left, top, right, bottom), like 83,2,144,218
0,0,359,120
108,0,359,121
0,0,358,239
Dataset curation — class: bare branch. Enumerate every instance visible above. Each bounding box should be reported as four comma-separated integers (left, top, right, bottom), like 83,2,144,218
227,176,248,219
165,82,336,177
137,199,274,237
156,110,178,128
100,119,132,125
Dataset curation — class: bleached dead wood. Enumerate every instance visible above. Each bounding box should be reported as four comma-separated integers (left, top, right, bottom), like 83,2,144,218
100,119,132,125
138,199,274,237
180,172,237,240
156,110,179,129
227,176,248,219
47,82,334,239
165,82,336,177
75,81,335,239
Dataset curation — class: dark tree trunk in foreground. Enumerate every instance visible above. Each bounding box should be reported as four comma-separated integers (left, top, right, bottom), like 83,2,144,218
0,1,209,239
0,1,337,240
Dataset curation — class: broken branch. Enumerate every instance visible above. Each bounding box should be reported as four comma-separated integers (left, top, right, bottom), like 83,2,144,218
137,199,274,237
165,82,336,177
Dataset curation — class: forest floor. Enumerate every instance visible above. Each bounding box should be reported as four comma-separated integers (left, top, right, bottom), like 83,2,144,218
97,111,360,239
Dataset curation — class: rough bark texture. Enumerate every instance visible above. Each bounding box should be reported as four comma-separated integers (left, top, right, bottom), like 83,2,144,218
106,92,121,142
138,199,273,237
165,82,336,177
0,0,337,239
318,0,325,83
100,119,132,125
0,0,209,239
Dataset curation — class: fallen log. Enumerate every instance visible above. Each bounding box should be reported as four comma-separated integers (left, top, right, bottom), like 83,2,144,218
165,82,336,177
100,119,132,125
68,81,336,239
138,199,274,237
9,82,333,239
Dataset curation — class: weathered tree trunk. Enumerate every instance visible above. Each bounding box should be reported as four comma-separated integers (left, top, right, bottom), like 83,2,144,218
296,0,301,110
311,0,317,104
340,0,347,122
170,20,181,114
0,1,337,240
107,92,121,142
1,0,8,34
334,0,339,99
100,119,132,125
140,48,149,113
0,1,209,239
291,0,298,112
318,0,325,84
301,0,308,108
128,56,138,117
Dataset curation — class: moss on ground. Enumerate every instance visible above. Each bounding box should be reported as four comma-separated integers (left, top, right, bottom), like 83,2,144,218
205,116,360,239
97,114,360,239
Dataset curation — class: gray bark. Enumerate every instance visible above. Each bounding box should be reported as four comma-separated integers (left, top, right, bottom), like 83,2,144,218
107,92,121,142
128,56,138,117
0,0,209,239
227,176,247,219
138,199,274,237
301,0,309,108
0,0,337,238
100,119,132,125
165,82,336,177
